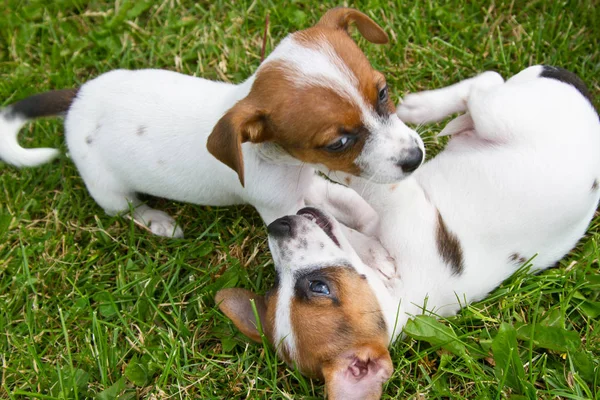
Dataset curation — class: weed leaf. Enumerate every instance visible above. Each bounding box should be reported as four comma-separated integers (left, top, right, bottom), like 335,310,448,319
404,315,466,356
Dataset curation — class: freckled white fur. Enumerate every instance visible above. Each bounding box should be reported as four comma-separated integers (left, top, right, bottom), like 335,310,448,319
271,66,600,350
0,34,421,238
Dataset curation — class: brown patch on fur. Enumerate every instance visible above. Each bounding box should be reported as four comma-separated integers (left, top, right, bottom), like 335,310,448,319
592,179,599,192
508,252,527,265
207,9,392,184
344,176,352,185
289,267,388,378
316,8,389,45
389,184,398,192
294,25,394,117
207,100,272,186
215,288,277,346
436,210,464,275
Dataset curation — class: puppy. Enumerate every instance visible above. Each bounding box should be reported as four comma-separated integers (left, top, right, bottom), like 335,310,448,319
0,8,424,238
217,66,599,399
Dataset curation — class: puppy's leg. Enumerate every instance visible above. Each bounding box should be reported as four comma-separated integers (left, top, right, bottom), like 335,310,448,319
339,224,396,279
305,175,380,236
84,178,184,238
397,71,504,124
321,171,400,222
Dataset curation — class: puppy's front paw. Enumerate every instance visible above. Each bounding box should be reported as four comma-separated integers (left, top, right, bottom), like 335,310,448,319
397,91,451,124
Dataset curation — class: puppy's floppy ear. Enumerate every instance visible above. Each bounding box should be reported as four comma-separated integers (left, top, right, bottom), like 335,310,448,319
215,288,268,343
207,100,271,187
317,8,389,44
322,343,393,400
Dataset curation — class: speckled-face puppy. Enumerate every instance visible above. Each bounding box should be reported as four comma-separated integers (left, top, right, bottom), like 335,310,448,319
0,8,424,238
216,66,599,399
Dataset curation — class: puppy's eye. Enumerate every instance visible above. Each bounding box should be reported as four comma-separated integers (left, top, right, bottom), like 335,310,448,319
378,85,388,102
325,135,355,153
309,280,330,295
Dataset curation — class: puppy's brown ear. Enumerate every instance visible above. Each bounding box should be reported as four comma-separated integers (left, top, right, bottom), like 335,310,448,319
207,100,271,187
317,8,389,44
322,343,393,400
215,288,268,343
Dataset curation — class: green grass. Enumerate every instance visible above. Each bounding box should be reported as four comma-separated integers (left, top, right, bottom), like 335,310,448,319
1,0,599,398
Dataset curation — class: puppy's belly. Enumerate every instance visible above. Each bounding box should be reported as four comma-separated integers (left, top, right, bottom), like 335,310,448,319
418,145,599,272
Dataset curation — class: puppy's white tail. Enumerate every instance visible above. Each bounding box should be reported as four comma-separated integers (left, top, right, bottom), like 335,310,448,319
0,89,78,167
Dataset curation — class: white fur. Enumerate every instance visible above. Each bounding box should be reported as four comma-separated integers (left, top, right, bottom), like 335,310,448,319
358,66,600,340
0,113,59,167
0,34,423,238
270,66,600,346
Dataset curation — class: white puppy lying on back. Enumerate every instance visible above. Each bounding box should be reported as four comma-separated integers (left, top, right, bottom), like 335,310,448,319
217,66,599,399
0,8,424,238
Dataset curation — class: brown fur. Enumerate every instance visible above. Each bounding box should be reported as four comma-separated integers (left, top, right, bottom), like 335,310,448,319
289,267,389,378
436,210,464,275
207,8,391,185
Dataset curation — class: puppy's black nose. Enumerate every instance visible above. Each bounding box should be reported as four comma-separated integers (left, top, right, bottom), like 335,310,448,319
267,216,293,237
397,147,423,173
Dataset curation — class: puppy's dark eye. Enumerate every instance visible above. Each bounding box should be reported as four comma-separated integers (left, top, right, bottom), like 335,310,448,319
378,85,388,102
309,280,330,295
325,135,355,153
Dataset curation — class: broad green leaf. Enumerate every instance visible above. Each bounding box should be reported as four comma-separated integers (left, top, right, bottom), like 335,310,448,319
93,291,118,318
569,350,596,383
492,323,525,393
516,324,580,352
403,315,466,356
579,300,600,319
539,308,563,328
221,336,237,352
96,376,126,400
125,356,150,387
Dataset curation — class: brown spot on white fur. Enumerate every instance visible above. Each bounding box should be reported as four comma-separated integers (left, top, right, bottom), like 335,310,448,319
436,210,464,275
215,287,278,347
508,252,527,265
289,267,388,378
389,184,398,191
207,8,394,186
294,17,394,117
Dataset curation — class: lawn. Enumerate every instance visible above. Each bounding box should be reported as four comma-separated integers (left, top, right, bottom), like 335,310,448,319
1,0,599,399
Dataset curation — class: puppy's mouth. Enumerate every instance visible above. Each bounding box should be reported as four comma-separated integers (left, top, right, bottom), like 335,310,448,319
297,207,340,247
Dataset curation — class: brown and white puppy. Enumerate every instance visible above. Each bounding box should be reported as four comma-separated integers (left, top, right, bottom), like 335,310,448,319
0,8,423,238
217,207,393,400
